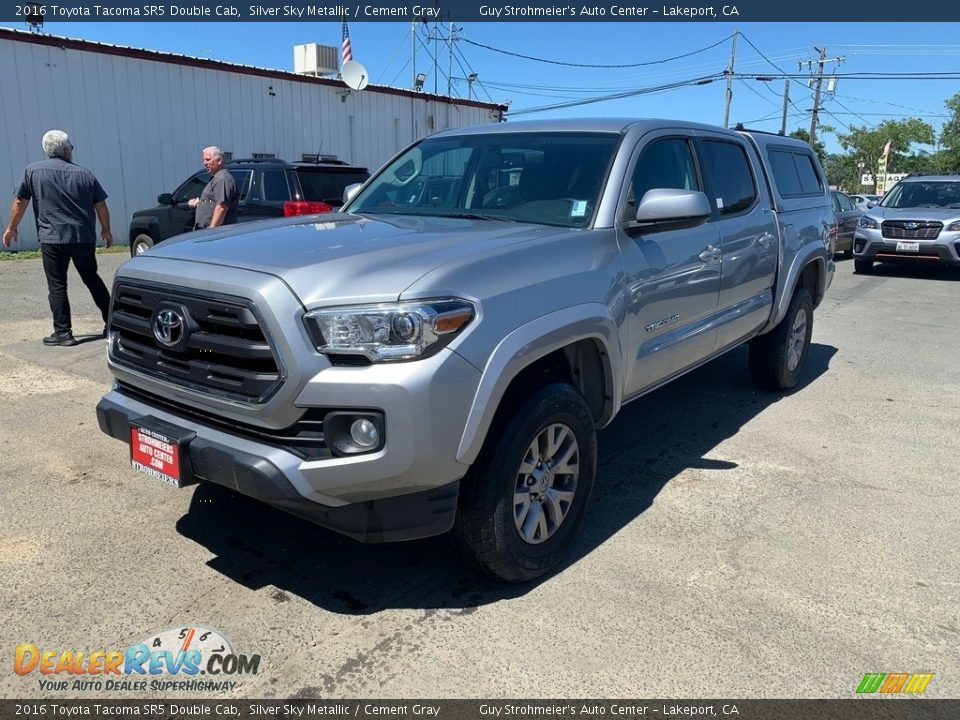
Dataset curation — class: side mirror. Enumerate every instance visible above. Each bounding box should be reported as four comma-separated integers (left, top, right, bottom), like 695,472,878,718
628,189,712,233
866,201,877,208
343,183,363,205
157,193,174,205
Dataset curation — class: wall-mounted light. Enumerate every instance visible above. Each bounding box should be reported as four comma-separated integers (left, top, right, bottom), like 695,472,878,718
414,73,427,92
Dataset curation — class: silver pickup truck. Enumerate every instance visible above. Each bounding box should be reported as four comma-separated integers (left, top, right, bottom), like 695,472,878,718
97,119,835,581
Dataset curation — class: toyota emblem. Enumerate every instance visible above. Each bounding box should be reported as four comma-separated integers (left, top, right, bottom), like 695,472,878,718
152,308,184,347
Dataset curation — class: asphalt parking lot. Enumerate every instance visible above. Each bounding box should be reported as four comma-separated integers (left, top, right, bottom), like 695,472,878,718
0,253,957,699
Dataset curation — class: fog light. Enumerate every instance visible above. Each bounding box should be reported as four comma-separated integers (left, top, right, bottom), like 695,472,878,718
854,240,866,253
323,411,385,456
350,418,379,448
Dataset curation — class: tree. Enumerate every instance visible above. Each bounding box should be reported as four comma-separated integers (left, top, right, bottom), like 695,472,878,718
823,153,862,192
835,119,936,190
938,92,960,171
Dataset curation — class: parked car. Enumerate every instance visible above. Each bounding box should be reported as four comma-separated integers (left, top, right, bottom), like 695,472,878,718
849,193,880,211
97,119,834,581
853,174,960,273
831,190,862,258
128,157,370,256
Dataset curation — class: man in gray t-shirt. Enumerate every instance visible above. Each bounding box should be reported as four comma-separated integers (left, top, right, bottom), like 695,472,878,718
189,146,238,229
3,130,113,347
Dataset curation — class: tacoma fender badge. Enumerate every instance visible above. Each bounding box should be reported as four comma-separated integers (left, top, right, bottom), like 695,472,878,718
645,314,680,333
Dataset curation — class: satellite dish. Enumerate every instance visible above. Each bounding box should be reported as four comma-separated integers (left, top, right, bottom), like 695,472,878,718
341,60,369,91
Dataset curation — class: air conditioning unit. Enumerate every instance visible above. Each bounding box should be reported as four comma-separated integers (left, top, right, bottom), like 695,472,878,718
294,44,339,77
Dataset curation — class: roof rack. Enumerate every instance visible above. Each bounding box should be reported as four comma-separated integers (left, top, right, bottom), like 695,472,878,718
227,157,286,165
299,153,347,165
733,123,785,136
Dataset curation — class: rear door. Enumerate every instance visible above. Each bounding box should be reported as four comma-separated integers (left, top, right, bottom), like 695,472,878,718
616,131,722,397
696,132,778,351
833,191,859,249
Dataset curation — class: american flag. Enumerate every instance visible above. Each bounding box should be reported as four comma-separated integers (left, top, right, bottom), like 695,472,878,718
341,20,353,65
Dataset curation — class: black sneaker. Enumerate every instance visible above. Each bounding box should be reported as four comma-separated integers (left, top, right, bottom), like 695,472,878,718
43,331,78,347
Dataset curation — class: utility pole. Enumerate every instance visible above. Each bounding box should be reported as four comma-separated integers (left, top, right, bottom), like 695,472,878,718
722,30,738,128
799,48,845,149
780,79,790,136
807,47,826,148
411,20,416,91
447,22,454,97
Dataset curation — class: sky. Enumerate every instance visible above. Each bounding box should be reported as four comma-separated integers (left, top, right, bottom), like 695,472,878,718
4,20,960,155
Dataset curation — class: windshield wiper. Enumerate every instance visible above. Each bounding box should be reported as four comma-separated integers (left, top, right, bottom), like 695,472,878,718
438,212,520,223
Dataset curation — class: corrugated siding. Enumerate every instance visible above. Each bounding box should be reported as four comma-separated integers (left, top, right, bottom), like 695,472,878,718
1,36,498,250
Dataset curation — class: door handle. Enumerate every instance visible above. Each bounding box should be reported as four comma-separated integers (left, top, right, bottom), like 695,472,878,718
757,233,773,248
698,246,722,263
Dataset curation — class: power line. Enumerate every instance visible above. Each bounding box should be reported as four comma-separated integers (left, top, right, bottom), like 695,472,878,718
511,74,722,116
461,33,734,69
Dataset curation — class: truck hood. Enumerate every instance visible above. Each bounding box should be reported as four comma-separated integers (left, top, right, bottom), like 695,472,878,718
136,213,566,306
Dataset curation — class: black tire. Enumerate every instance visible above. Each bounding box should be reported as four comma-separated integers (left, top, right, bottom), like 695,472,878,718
749,287,814,391
843,248,853,260
131,233,155,257
452,383,597,582
854,258,873,274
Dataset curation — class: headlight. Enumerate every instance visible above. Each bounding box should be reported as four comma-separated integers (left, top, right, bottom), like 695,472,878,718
947,221,960,231
858,216,879,229
304,298,475,362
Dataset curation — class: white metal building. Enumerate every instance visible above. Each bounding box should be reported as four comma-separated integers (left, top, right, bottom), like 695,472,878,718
0,28,504,250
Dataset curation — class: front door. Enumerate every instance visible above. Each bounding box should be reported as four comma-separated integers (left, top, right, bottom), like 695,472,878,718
617,133,722,398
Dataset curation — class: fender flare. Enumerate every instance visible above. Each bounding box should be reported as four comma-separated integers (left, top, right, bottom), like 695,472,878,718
761,246,828,334
455,304,623,465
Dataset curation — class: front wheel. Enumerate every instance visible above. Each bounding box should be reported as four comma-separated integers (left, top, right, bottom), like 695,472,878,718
131,234,155,257
749,287,814,391
453,383,597,582
854,258,874,274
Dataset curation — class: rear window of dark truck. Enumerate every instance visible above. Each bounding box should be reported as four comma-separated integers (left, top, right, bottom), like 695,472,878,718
295,169,370,205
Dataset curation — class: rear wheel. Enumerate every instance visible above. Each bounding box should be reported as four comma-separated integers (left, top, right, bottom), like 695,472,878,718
453,383,597,582
749,287,814,391
854,258,874,274
131,234,155,257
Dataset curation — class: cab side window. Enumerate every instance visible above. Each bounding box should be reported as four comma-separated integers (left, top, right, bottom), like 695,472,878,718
702,140,758,216
627,138,700,217
174,174,209,204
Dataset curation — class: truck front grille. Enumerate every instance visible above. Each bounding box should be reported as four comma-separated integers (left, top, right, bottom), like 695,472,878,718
109,283,282,402
881,220,941,239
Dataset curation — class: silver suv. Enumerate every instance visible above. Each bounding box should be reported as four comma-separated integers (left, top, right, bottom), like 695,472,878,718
853,174,960,273
97,119,834,581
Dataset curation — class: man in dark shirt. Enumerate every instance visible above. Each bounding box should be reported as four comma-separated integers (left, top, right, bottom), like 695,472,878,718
3,130,113,347
189,146,238,229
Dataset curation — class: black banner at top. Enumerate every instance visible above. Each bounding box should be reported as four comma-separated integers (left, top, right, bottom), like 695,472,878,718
0,0,958,22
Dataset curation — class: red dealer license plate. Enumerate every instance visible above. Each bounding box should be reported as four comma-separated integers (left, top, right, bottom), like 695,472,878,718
130,425,183,487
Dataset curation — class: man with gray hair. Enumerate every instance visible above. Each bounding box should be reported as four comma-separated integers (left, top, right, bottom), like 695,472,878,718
3,130,112,347
188,145,238,229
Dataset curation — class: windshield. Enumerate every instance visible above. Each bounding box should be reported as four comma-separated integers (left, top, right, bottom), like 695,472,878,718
346,132,621,228
880,181,960,209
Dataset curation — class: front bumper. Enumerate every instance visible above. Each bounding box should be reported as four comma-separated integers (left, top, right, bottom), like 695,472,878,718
97,334,482,543
854,228,960,266
96,390,462,543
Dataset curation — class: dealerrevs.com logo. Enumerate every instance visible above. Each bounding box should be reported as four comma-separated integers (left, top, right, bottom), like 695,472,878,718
15,626,261,693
